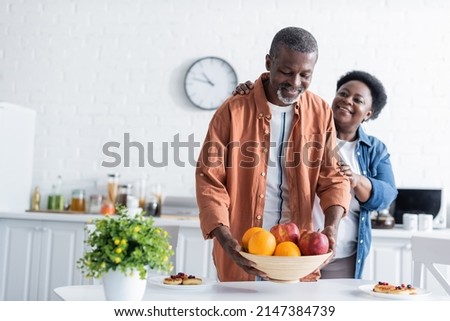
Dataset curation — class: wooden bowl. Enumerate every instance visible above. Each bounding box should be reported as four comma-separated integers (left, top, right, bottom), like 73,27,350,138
240,251,333,282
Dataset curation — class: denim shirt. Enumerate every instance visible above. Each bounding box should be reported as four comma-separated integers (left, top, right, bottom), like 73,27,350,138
354,126,398,278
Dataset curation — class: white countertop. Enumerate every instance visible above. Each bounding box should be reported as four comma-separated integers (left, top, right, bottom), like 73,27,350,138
371,226,450,238
2,211,450,234
54,278,449,301
0,211,201,228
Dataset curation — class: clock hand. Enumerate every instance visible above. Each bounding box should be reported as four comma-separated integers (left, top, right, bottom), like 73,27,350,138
201,72,215,86
191,77,214,85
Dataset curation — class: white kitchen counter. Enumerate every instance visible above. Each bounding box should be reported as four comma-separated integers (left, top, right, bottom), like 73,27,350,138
0,210,211,300
2,211,449,236
54,278,449,301
0,211,201,228
371,226,450,238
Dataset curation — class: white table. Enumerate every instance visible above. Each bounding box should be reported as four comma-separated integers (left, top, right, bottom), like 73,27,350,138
54,278,449,301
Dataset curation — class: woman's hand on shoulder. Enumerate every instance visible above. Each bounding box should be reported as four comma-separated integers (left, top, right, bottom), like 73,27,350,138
232,80,254,95
338,161,372,202
338,161,359,188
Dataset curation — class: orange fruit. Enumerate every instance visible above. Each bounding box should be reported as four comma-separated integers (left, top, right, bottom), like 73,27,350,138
248,230,277,256
241,227,265,250
274,241,301,256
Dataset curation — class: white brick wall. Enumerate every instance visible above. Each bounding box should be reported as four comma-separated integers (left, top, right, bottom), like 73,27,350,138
1,0,449,212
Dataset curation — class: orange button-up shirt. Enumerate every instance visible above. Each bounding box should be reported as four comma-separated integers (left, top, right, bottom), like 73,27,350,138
196,73,351,282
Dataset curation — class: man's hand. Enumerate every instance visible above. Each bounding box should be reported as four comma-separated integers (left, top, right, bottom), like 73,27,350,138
211,225,268,278
321,225,337,255
300,229,336,282
322,205,345,253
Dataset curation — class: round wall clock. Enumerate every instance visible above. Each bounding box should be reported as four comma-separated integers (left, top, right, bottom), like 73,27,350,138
184,56,238,110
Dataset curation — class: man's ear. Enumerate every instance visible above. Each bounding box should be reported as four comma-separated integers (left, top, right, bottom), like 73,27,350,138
265,54,271,71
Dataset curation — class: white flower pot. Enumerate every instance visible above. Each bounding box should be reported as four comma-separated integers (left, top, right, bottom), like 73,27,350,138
102,269,147,301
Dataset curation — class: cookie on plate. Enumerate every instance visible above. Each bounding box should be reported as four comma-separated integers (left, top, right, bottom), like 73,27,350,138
163,277,182,285
182,277,203,285
373,281,417,295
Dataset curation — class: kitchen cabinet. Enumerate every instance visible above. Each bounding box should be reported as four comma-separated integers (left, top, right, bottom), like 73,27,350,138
0,218,86,300
361,233,412,283
149,221,216,279
175,226,216,279
0,212,215,300
362,228,450,296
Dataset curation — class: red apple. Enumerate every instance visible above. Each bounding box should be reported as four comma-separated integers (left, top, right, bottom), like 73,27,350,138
299,228,309,240
270,222,300,244
298,230,329,256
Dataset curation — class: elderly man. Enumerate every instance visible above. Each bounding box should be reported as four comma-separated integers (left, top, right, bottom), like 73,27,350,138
196,27,351,282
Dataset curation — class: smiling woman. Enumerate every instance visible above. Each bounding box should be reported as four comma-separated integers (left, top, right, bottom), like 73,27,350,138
313,70,396,279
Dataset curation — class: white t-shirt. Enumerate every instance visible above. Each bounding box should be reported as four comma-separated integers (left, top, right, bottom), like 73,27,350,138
313,138,361,258
263,102,294,230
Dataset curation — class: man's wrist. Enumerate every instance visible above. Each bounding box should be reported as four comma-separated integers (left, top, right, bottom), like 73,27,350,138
211,225,230,243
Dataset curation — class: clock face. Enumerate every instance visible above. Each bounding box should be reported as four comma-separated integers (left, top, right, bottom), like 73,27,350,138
184,56,238,110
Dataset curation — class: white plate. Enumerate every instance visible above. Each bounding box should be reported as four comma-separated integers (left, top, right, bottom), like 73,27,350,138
358,284,431,300
148,276,217,291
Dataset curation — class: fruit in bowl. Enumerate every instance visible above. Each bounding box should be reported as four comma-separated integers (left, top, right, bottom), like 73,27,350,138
240,250,332,282
298,230,329,256
241,227,265,251
273,241,301,256
270,222,301,244
240,226,332,282
248,229,277,256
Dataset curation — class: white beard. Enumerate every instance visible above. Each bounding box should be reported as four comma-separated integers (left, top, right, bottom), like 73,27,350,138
276,87,304,105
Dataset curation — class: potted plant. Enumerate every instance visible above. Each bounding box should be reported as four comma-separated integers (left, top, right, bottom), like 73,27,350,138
77,206,174,300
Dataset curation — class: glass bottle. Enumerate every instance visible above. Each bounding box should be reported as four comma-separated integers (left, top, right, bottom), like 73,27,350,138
154,184,162,217
137,177,147,209
126,195,141,216
145,195,159,217
100,198,115,215
116,184,132,207
71,189,86,212
88,194,103,214
31,186,41,211
54,175,64,211
107,173,120,205
47,175,64,211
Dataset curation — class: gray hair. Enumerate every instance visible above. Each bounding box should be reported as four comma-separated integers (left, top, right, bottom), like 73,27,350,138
269,27,318,58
